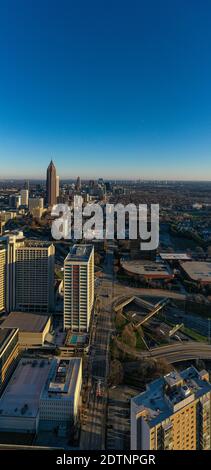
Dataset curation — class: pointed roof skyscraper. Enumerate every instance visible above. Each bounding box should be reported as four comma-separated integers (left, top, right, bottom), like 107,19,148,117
46,160,57,206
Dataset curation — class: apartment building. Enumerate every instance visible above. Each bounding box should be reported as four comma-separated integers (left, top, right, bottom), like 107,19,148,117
64,245,94,332
131,367,211,450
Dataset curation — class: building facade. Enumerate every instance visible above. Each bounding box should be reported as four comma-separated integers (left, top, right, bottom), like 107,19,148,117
131,367,211,451
64,245,94,332
0,328,19,395
0,246,6,312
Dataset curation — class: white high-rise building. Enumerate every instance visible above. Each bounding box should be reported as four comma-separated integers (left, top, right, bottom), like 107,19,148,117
64,245,94,332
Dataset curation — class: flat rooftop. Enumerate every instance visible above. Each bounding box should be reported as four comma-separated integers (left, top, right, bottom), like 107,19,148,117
121,259,172,278
41,357,81,400
1,312,50,333
132,366,211,428
0,359,51,418
0,328,18,356
21,240,53,248
181,261,211,283
65,244,93,263
160,253,191,260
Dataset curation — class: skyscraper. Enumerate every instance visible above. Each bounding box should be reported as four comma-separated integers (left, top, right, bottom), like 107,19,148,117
64,244,94,332
131,367,211,450
0,231,55,313
75,176,81,191
46,160,57,207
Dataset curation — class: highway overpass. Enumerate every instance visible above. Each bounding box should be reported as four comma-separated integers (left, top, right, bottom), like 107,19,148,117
115,339,211,364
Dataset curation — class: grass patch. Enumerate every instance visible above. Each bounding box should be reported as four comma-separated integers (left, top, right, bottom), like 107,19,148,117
181,326,207,343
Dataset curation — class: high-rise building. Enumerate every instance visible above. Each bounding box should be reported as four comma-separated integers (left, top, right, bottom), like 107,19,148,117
0,327,19,394
56,175,60,199
20,189,29,207
46,160,57,207
131,366,211,451
64,244,94,332
1,231,24,312
0,231,55,313
75,176,81,191
9,194,21,209
0,245,6,312
15,240,55,313
29,198,44,212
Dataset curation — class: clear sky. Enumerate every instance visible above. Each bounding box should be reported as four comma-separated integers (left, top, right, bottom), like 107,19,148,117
0,0,211,180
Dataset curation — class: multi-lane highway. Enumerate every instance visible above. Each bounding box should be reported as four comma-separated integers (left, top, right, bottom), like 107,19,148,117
115,338,211,363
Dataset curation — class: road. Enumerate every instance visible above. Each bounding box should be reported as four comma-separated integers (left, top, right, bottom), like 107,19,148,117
115,339,211,363
80,247,114,450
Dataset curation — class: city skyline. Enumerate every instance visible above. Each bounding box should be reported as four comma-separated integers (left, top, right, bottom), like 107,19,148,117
0,0,211,180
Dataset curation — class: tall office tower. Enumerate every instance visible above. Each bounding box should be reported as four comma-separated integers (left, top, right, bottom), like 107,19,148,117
56,175,60,199
46,160,57,207
64,245,94,332
20,189,29,207
75,176,81,191
0,231,25,312
0,246,6,312
0,231,55,313
15,240,55,313
0,328,19,394
131,367,211,451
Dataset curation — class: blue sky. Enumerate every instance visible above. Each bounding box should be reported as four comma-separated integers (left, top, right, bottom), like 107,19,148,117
0,0,211,179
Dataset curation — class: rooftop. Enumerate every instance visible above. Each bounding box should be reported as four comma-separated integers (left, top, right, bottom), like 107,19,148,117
41,357,81,400
21,240,53,248
121,259,173,278
0,328,18,356
132,366,211,427
0,359,51,418
159,253,191,261
1,312,50,333
181,261,211,283
65,244,93,263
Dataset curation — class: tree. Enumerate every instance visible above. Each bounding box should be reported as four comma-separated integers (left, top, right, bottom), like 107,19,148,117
109,360,124,385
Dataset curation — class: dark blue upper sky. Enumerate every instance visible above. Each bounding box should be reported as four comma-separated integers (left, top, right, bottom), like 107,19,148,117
0,0,211,179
